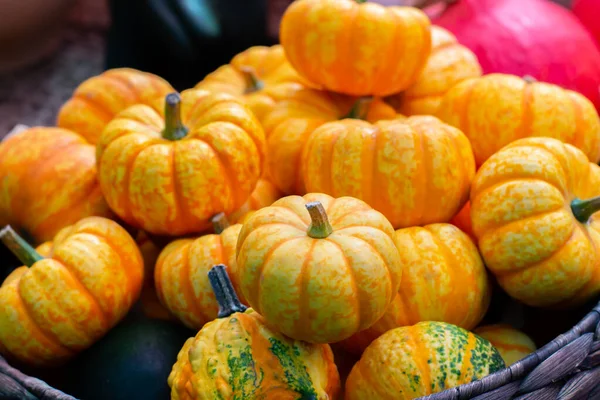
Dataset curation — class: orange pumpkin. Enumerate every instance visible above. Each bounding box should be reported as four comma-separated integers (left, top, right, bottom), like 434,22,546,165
96,90,266,236
450,201,475,241
470,137,600,307
280,0,431,96
391,26,482,116
0,217,144,366
0,127,112,244
154,213,244,329
57,68,174,144
474,324,536,366
437,73,600,167
340,223,490,355
236,193,402,343
302,116,475,229
228,179,282,224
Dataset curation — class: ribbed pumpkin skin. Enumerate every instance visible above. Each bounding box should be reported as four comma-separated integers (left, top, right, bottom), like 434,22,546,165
474,324,536,366
96,89,266,236
57,68,174,145
280,0,431,96
395,26,482,116
229,179,282,224
0,127,112,244
302,116,475,229
345,322,505,399
341,223,490,355
236,193,402,344
0,217,144,367
470,137,600,307
436,73,600,167
155,224,243,330
169,308,341,400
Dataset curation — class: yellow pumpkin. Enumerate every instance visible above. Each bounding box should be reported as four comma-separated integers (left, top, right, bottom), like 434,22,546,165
474,324,536,366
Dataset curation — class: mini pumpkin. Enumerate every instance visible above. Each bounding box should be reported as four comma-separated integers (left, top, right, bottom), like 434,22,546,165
474,324,536,366
302,116,475,229
0,217,144,366
340,223,490,355
57,68,174,144
280,0,431,96
97,90,266,236
236,193,402,343
168,264,340,400
437,73,600,167
470,137,600,307
346,322,505,399
228,179,282,224
0,127,112,244
450,202,475,241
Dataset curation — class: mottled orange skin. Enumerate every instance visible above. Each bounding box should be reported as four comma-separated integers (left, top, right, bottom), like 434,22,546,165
340,223,490,355
437,73,600,167
97,89,266,236
57,68,174,145
236,193,402,343
0,127,112,244
280,0,431,96
474,324,536,366
263,86,400,195
0,217,144,367
229,179,282,224
302,116,476,229
450,202,476,241
155,224,243,330
470,137,600,307
392,26,482,116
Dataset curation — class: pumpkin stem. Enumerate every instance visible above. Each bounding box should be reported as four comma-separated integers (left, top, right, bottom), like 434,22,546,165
571,196,600,223
208,264,247,318
211,212,230,234
162,92,189,141
343,97,373,120
306,202,333,239
523,75,538,84
240,67,265,94
0,226,44,267
355,0,367,3
397,0,456,8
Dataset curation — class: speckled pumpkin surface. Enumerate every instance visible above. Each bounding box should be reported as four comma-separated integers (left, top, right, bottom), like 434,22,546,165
229,179,282,224
474,324,536,366
345,321,505,399
470,137,600,307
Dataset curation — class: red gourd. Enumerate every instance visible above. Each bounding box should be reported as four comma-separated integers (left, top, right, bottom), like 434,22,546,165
572,0,600,49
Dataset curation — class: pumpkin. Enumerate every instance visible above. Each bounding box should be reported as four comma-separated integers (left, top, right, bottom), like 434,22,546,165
0,217,144,366
280,0,432,96
390,25,482,116
263,89,400,195
155,213,244,330
302,115,475,229
340,223,490,355
474,324,536,366
470,137,600,307
345,321,505,399
0,127,112,244
228,179,282,224
57,68,174,144
450,202,475,241
97,90,266,236
236,193,402,343
168,264,340,400
436,73,600,167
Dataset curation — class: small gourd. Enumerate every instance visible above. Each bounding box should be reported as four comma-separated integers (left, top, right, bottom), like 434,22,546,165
474,324,536,366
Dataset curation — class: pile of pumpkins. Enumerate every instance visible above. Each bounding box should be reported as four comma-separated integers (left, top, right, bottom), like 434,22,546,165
1,0,600,398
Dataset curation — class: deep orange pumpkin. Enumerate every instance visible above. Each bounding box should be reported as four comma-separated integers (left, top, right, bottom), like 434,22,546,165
228,179,282,224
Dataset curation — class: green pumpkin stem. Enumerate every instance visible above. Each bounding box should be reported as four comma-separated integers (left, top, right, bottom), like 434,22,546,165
344,97,373,120
355,0,367,3
0,226,44,267
162,92,189,141
211,213,230,234
240,67,265,94
571,196,600,223
306,202,333,239
208,264,247,318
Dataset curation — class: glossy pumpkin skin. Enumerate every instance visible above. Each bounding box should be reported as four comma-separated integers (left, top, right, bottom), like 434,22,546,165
229,179,282,224
345,321,505,400
470,137,600,307
341,223,490,355
57,68,174,145
302,116,475,229
169,308,340,400
236,193,402,343
280,0,432,96
437,73,600,167
450,202,475,241
0,217,144,367
393,26,482,116
0,127,112,244
97,89,266,236
474,324,536,366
